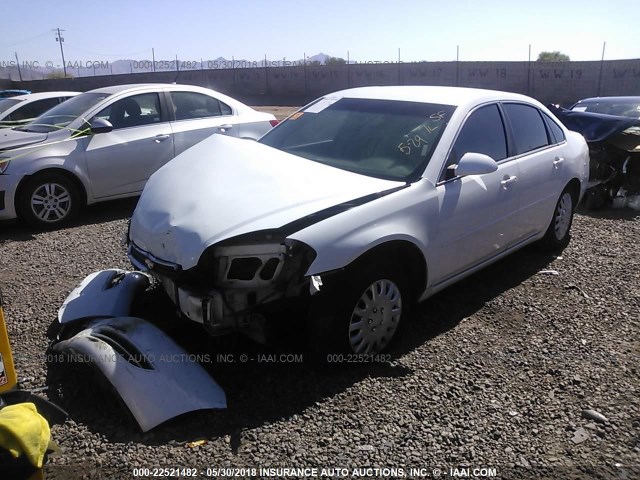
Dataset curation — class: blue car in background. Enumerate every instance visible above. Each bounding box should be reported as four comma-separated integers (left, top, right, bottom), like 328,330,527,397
0,89,31,98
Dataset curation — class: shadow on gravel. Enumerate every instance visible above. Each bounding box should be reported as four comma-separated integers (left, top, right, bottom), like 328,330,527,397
576,204,640,221
43,243,558,445
0,197,138,243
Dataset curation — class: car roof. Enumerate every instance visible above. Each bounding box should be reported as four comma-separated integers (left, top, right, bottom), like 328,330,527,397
86,83,220,95
10,91,81,102
327,86,539,109
84,83,250,111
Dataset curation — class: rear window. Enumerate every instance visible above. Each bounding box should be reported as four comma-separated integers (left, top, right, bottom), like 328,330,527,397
543,113,566,144
260,97,456,181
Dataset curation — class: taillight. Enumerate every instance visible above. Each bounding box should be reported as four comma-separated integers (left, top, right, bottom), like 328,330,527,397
269,119,279,127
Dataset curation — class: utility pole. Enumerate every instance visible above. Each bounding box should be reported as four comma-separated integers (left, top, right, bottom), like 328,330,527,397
14,52,23,81
54,28,67,77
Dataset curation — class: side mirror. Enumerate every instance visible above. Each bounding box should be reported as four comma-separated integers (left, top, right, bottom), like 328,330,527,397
90,118,113,134
454,152,498,177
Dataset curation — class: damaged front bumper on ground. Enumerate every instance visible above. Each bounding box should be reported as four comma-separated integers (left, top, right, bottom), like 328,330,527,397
550,106,640,209
51,269,227,431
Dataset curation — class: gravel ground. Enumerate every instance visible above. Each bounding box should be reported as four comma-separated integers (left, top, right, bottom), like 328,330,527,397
0,201,638,480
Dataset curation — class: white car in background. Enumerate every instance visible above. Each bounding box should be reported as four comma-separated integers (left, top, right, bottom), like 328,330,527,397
0,83,277,227
121,86,589,357
0,91,79,128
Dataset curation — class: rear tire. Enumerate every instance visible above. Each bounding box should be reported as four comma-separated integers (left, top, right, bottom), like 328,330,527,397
307,259,409,361
18,172,80,229
540,187,574,250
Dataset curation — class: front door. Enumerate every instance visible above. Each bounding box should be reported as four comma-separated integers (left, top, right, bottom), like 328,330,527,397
429,103,521,285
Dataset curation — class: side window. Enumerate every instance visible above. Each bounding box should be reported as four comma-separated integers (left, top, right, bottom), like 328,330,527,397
503,103,549,154
543,113,566,144
220,101,232,115
445,104,507,177
93,93,161,129
10,98,60,121
170,92,230,120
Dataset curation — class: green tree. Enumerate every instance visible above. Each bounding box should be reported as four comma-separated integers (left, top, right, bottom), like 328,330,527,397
537,51,570,62
45,70,74,79
325,56,346,66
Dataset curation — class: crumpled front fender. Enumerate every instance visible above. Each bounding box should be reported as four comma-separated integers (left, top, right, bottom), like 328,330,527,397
51,316,226,431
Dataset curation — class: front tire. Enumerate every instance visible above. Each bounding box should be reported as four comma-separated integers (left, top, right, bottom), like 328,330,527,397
18,172,80,229
541,187,574,250
308,260,409,359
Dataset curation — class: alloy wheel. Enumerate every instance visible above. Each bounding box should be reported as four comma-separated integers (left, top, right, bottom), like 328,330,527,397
30,182,72,223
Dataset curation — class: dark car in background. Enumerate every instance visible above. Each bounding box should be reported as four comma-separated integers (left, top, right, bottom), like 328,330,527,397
551,97,640,210
570,96,640,118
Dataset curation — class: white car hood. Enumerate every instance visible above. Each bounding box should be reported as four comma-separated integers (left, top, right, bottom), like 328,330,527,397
130,134,403,269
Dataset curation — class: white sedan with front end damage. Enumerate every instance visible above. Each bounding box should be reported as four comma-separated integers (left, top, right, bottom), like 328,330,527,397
124,86,588,356
52,86,589,428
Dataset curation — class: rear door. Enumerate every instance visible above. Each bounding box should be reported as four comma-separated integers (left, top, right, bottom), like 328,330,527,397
85,91,174,198
168,90,239,156
501,103,566,238
430,103,521,283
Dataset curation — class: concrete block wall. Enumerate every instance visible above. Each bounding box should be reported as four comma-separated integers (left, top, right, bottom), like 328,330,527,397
8,59,640,106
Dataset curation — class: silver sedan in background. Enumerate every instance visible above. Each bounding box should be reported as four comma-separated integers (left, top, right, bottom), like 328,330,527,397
0,83,277,227
0,91,80,129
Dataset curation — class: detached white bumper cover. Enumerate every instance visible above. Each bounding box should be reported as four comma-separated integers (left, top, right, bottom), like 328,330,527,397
52,317,226,432
58,269,151,324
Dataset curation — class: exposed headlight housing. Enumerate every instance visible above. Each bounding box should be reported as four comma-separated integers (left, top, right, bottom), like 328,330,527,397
197,236,316,290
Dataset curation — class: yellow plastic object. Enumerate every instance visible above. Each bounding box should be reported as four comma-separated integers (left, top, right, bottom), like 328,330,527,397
0,289,17,394
0,402,51,468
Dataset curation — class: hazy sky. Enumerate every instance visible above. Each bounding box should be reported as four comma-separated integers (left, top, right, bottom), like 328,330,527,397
2,0,638,65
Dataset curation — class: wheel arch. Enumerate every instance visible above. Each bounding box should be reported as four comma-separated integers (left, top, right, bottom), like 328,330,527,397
565,177,581,207
16,167,88,211
340,240,428,302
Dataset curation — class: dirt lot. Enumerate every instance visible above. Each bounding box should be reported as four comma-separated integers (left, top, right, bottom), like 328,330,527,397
0,199,638,479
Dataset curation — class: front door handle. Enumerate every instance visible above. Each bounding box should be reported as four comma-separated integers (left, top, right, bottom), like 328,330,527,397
500,175,518,189
154,134,170,143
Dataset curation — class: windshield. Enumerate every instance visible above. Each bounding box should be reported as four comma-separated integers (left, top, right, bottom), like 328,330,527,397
572,98,640,118
259,97,455,181
17,92,112,133
0,98,20,115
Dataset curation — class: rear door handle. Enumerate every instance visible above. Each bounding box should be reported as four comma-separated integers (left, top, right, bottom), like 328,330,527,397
217,124,233,132
500,175,518,189
154,134,170,143
553,157,565,168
